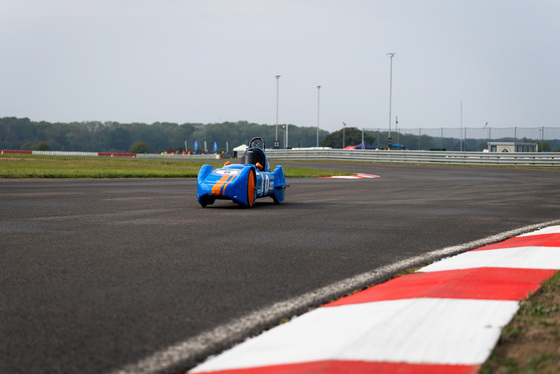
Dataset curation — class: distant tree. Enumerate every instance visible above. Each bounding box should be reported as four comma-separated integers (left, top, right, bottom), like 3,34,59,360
129,141,150,154
537,141,551,152
109,127,131,151
31,141,49,151
22,141,34,150
320,127,375,148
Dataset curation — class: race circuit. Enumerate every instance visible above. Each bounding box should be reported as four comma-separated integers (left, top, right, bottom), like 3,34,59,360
1,162,559,374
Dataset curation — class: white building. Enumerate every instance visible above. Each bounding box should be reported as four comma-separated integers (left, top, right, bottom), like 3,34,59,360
487,142,538,153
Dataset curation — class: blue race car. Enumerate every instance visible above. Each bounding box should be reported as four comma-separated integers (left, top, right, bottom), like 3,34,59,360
197,137,289,208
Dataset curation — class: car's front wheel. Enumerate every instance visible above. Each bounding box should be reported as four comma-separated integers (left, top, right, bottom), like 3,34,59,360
247,168,256,207
199,195,215,208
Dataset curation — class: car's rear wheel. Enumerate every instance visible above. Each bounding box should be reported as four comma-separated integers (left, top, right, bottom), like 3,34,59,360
247,168,256,207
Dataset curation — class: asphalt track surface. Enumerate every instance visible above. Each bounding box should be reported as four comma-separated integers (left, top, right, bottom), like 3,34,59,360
1,162,559,374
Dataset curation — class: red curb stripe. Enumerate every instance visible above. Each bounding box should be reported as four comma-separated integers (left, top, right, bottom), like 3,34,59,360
325,267,556,307
192,360,479,374
473,233,560,251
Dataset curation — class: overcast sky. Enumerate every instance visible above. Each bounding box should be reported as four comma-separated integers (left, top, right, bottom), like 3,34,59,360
2,0,559,132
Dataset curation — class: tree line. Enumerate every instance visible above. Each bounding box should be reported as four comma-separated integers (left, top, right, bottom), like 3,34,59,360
0,117,329,153
1,117,556,153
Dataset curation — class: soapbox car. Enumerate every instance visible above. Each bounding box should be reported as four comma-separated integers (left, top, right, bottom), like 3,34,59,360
197,137,289,208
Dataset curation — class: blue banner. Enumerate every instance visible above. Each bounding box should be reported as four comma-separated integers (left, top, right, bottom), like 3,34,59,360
194,140,198,154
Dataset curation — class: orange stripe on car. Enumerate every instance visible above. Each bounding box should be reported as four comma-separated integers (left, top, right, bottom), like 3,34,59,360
211,175,230,196
222,174,237,194
212,174,237,196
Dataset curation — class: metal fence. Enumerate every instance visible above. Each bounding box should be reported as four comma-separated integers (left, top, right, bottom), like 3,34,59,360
267,149,560,167
361,127,560,151
398,126,560,140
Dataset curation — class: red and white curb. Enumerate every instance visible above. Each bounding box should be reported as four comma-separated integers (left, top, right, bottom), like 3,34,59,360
189,226,560,374
321,173,380,179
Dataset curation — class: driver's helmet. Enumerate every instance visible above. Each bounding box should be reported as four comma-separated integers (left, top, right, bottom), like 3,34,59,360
240,148,266,167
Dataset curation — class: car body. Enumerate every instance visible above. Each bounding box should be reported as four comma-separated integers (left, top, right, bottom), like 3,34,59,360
197,138,289,208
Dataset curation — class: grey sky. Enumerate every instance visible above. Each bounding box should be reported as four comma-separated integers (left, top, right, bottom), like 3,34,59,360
2,0,559,132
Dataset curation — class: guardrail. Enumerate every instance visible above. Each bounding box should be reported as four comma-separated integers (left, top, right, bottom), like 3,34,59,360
266,149,560,167
3,149,558,166
1,150,223,160
135,153,222,160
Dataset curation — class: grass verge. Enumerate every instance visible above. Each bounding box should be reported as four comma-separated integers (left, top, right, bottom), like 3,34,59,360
481,270,560,373
0,154,353,178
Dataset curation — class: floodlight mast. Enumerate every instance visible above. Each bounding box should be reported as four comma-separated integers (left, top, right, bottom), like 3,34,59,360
387,53,396,148
275,75,280,146
316,85,321,147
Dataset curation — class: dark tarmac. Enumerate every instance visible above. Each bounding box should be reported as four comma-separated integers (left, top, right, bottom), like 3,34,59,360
1,163,558,373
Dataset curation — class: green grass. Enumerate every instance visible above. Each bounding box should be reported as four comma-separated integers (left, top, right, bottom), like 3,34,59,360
480,270,560,373
0,153,353,178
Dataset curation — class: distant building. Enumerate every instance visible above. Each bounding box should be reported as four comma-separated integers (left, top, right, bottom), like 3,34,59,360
487,142,538,153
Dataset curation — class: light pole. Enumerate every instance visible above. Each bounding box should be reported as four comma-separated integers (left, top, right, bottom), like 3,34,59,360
387,53,395,149
316,85,321,147
342,122,346,148
396,116,399,145
275,75,280,148
460,100,463,152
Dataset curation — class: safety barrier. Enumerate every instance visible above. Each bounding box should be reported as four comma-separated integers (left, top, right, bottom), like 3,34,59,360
31,151,99,157
135,153,223,160
1,150,224,160
266,149,560,167
1,149,32,154
3,149,558,166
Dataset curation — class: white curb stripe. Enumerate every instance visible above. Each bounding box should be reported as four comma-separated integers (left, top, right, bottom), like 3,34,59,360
418,246,560,272
322,173,380,179
190,299,517,372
